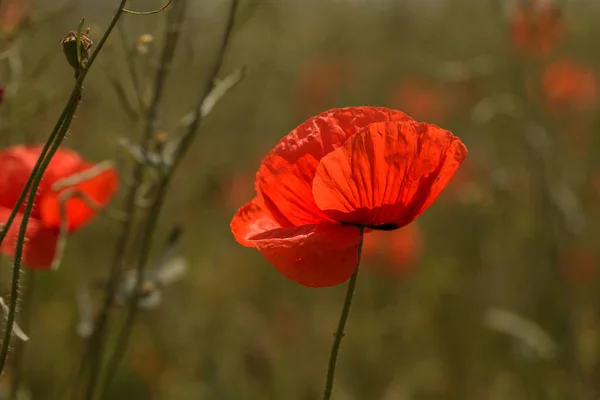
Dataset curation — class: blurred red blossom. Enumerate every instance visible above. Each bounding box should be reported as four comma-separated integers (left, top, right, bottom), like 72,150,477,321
0,86,4,105
438,159,489,205
231,107,467,287
388,79,449,123
541,59,598,114
559,244,598,285
129,342,164,387
510,0,564,58
219,172,255,210
0,0,29,38
294,54,351,115
362,223,424,278
0,145,119,269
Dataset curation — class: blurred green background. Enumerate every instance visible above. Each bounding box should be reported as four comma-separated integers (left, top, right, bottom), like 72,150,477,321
2,0,600,398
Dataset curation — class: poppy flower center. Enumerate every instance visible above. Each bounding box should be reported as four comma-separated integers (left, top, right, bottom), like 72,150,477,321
344,222,400,231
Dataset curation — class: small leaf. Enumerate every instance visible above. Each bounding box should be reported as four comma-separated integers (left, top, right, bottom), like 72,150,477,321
0,297,29,342
155,256,188,286
200,67,246,118
484,307,556,360
178,67,247,130
75,286,94,338
117,138,163,168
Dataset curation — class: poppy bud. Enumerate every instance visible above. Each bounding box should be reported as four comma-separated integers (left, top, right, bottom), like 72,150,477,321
61,27,93,73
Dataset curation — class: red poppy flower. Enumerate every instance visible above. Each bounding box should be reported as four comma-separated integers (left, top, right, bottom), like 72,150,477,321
0,145,119,269
388,80,449,123
294,55,350,115
230,107,467,287
0,0,29,38
510,0,564,58
362,223,423,278
559,244,598,285
541,59,598,114
219,172,255,210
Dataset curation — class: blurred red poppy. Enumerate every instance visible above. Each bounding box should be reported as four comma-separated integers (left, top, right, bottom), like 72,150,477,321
0,0,29,38
0,86,4,105
541,59,598,114
362,223,424,278
559,244,598,285
0,145,119,269
510,0,564,58
294,55,350,115
219,172,255,210
129,342,164,387
231,107,467,287
388,80,448,123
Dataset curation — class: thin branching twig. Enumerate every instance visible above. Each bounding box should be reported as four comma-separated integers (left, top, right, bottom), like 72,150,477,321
97,0,241,396
80,2,185,398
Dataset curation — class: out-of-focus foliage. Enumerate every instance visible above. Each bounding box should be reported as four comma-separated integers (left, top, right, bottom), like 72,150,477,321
1,0,600,398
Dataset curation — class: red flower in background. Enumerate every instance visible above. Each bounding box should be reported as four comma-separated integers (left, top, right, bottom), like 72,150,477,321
0,0,29,38
219,172,255,210
559,244,598,285
541,59,598,114
510,0,564,57
388,80,448,123
0,145,119,269
0,86,4,105
362,223,423,278
294,55,350,115
231,107,467,287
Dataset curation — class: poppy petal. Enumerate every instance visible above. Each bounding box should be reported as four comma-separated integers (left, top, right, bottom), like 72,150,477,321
312,120,467,228
257,107,413,226
0,147,36,212
250,222,363,288
0,206,58,269
0,145,85,217
231,197,289,247
39,164,120,232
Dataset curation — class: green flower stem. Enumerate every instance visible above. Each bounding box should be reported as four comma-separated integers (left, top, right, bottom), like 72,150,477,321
0,109,69,248
95,1,240,397
322,228,365,400
0,0,128,376
0,106,77,375
0,0,126,249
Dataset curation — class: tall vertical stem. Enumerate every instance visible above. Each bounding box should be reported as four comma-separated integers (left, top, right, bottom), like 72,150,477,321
322,228,364,400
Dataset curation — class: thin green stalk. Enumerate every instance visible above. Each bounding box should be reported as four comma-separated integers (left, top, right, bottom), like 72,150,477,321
0,108,69,247
82,3,184,398
0,0,128,379
322,229,364,400
9,272,35,399
117,22,144,114
0,0,128,249
171,0,240,164
97,177,169,398
0,106,77,374
97,1,240,395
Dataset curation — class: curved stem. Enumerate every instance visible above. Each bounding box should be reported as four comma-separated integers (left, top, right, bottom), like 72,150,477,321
0,0,127,250
81,3,181,398
0,109,69,247
97,178,168,399
322,229,364,400
0,0,128,378
124,0,172,15
0,105,77,374
9,272,35,399
95,1,240,396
